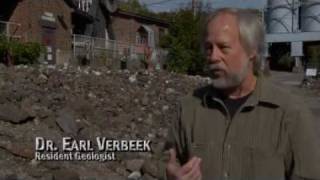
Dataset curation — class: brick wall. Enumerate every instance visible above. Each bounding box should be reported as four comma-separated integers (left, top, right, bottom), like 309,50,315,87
7,0,73,64
111,13,168,48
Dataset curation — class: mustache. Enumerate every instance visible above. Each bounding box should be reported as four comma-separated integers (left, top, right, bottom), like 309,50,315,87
204,64,226,76
207,64,226,71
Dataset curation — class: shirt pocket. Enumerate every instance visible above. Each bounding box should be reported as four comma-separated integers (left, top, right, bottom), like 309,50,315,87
191,142,216,179
245,145,285,179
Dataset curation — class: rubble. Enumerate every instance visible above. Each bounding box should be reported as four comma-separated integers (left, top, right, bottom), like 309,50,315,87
0,103,33,124
300,77,320,95
0,64,210,179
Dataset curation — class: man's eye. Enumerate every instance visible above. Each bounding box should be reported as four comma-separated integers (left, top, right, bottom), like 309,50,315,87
205,43,212,50
204,44,212,54
221,46,230,53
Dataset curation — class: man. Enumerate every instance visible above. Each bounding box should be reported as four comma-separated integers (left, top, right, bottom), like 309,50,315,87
166,8,320,180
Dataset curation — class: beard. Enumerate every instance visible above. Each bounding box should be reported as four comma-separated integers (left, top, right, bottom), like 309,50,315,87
208,60,251,90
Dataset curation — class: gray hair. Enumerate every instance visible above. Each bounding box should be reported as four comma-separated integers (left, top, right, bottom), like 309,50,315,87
204,8,265,74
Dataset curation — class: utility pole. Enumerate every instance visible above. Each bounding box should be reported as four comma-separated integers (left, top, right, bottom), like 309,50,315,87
192,0,197,16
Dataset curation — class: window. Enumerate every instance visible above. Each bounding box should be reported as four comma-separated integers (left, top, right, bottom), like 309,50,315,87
136,27,148,45
77,0,92,12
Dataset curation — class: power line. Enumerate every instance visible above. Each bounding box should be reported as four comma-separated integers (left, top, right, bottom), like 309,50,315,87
144,0,182,7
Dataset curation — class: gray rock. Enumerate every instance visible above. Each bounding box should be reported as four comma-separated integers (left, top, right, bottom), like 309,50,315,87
165,88,175,94
37,73,48,84
142,160,159,178
127,171,142,180
129,74,137,83
125,159,145,172
115,167,129,177
52,169,79,180
0,138,34,159
162,105,169,112
55,108,80,136
141,96,149,106
142,174,158,180
151,142,166,155
94,175,126,180
0,103,32,123
0,63,7,70
4,174,18,180
0,65,213,179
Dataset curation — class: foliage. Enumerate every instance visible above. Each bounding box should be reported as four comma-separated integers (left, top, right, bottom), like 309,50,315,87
155,11,176,22
307,46,320,69
278,52,293,71
0,35,43,65
119,0,155,17
19,42,43,64
119,1,207,74
161,9,206,74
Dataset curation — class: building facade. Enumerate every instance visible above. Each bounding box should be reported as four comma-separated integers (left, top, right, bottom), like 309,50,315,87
0,0,73,64
265,0,320,72
0,0,169,69
110,10,169,69
111,10,168,49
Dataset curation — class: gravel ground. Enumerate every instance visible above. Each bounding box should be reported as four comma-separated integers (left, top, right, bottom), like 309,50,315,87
0,64,211,180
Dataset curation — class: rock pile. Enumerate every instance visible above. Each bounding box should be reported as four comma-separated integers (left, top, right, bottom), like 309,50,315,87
300,77,320,95
0,64,211,180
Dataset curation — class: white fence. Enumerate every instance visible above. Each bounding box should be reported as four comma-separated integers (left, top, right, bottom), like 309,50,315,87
0,20,21,40
72,34,168,70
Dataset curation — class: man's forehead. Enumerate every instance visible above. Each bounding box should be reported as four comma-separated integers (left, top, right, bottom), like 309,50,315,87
207,13,239,39
208,13,238,30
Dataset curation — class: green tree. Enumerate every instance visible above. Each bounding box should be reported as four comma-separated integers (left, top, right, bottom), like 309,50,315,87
154,11,176,21
119,0,154,17
161,9,206,75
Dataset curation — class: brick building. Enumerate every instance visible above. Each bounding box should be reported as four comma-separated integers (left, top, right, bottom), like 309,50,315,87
0,0,169,68
110,10,169,69
0,0,73,64
111,10,168,48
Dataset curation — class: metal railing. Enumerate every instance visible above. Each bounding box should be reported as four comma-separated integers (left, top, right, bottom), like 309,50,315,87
72,34,168,70
0,20,21,40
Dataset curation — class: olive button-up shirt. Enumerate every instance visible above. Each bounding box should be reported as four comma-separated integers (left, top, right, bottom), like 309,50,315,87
170,78,320,180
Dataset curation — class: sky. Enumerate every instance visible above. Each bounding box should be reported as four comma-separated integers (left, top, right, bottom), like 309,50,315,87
140,0,268,12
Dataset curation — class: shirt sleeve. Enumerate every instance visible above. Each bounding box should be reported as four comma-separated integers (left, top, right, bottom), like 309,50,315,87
168,102,190,165
285,98,320,179
163,102,191,180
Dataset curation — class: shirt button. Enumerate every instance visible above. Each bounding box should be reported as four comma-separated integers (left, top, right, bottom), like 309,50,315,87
224,172,229,178
225,144,231,150
227,144,231,149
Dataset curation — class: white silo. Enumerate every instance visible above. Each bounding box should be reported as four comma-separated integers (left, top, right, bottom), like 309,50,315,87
267,0,300,33
301,0,320,32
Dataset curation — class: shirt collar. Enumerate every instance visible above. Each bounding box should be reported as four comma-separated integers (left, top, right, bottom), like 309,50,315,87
203,76,281,109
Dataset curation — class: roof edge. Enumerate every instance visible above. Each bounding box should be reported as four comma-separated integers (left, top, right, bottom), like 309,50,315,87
112,9,169,27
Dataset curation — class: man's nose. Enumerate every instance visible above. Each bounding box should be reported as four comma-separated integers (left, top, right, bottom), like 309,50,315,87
208,47,221,64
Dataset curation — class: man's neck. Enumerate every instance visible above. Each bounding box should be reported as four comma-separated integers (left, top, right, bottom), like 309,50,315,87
223,74,257,99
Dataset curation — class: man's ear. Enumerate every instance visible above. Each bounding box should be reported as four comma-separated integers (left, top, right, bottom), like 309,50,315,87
249,51,257,62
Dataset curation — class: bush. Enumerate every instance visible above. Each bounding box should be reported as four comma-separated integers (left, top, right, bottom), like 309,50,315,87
0,36,9,56
19,42,43,64
0,35,43,65
278,53,294,71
